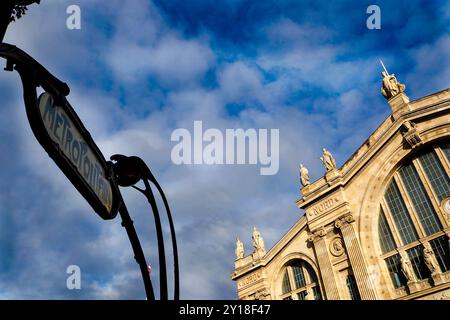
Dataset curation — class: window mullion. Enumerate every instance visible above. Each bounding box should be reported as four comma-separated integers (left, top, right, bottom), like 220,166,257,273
393,173,426,238
412,158,448,228
435,145,450,179
381,198,404,247
302,263,311,285
287,267,296,293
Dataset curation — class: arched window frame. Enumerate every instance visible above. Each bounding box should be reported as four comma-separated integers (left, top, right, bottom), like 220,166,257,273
378,142,450,290
279,260,322,300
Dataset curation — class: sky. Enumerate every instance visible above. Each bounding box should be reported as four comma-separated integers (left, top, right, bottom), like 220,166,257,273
0,0,449,299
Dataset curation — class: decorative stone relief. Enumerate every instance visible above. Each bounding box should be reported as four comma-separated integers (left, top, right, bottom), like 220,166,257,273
401,121,422,149
308,196,341,218
334,214,354,229
253,288,270,300
308,227,327,243
329,237,345,257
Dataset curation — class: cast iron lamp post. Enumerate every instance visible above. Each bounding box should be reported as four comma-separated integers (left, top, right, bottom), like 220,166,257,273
111,154,180,300
0,1,179,300
0,1,41,42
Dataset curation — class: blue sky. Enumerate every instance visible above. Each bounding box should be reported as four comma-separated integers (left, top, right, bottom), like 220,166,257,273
0,0,449,299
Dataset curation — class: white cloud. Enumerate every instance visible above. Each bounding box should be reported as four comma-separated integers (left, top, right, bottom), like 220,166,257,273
407,35,450,96
107,36,214,86
218,61,264,103
0,0,446,301
105,1,215,87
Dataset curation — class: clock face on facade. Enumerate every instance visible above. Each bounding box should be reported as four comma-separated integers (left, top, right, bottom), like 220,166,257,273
443,197,450,215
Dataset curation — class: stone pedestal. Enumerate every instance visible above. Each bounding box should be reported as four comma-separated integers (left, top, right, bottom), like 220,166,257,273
431,273,445,286
407,281,421,294
388,93,410,119
325,169,340,184
235,255,253,269
252,249,266,261
301,185,311,197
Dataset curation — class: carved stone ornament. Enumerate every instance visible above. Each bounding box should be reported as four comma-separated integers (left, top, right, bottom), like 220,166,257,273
401,121,422,149
329,237,345,257
432,291,450,300
307,227,327,242
253,288,270,300
334,214,354,229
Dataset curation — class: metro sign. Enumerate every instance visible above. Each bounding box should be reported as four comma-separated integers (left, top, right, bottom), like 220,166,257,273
0,43,121,219
38,93,116,217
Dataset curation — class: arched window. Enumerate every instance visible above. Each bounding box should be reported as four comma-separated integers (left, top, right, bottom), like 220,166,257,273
280,260,322,300
378,142,450,289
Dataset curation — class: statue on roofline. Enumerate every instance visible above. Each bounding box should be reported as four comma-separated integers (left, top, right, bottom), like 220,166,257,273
299,163,310,187
320,148,336,172
380,59,406,100
235,237,244,260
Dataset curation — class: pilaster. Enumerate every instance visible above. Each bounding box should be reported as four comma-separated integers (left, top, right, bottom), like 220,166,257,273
308,228,341,300
335,214,377,300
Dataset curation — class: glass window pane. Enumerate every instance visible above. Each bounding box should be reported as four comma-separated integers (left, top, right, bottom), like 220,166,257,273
385,254,407,288
440,141,450,163
297,291,308,300
399,163,442,235
305,263,318,283
384,180,419,244
346,275,361,300
291,263,307,289
430,236,450,272
418,149,450,202
282,270,291,294
312,286,322,300
407,246,431,280
378,208,397,253
282,260,321,298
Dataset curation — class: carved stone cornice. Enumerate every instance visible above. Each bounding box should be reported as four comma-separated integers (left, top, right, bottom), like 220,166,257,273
334,214,354,229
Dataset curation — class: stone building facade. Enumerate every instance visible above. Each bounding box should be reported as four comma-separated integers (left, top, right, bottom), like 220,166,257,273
231,73,450,300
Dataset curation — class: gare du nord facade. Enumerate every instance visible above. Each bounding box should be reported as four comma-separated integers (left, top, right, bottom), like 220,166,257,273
231,73,450,300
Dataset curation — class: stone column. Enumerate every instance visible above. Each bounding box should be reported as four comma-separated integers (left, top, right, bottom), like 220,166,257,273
309,228,341,300
335,214,377,300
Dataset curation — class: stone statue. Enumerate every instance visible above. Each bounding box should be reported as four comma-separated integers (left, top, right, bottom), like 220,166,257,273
235,237,244,260
381,71,406,100
400,255,415,283
320,148,336,171
423,248,438,275
252,226,266,255
299,164,310,187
